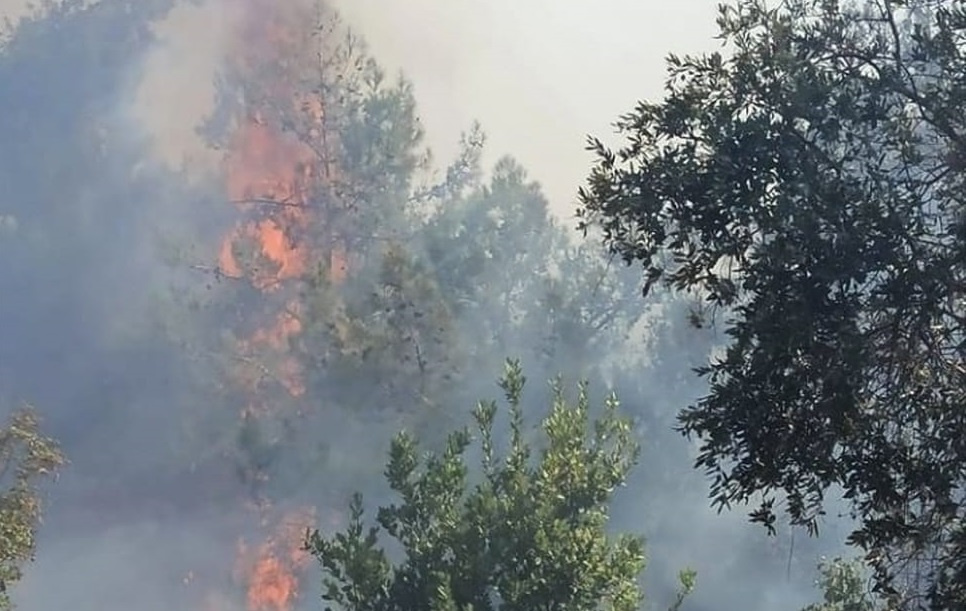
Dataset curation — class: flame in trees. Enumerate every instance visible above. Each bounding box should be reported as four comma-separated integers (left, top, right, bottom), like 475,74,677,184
216,0,340,409
209,0,348,608
217,112,313,290
217,0,344,293
235,507,316,611
216,2,316,490
231,302,306,401
217,0,345,399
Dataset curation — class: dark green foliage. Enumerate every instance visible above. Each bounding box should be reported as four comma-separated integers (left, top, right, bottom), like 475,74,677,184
578,0,966,607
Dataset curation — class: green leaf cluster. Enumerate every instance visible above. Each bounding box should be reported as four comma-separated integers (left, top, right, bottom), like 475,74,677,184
304,360,676,611
0,407,64,610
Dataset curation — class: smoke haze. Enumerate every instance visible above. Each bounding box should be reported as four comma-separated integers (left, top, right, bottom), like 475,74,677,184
0,1,854,610
2,0,723,216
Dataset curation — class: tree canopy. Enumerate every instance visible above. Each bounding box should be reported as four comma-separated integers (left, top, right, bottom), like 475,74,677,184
578,0,966,607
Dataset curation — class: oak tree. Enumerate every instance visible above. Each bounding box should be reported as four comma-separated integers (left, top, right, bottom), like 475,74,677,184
579,0,966,607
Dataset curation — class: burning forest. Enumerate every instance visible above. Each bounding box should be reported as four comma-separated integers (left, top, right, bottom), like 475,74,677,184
0,0,869,610
188,1,363,607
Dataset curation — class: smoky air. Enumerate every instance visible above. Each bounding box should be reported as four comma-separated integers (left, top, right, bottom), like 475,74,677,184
0,1,858,611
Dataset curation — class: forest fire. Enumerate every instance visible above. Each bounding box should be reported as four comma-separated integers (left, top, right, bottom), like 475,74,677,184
249,554,298,611
216,0,336,285
235,507,316,611
217,115,314,290
211,0,343,608
232,302,306,400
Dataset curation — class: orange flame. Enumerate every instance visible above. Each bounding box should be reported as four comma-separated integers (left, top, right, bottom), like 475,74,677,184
229,301,305,399
248,555,298,611
216,0,341,397
218,115,316,291
211,2,348,609
236,507,316,611
216,0,334,292
216,0,326,403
